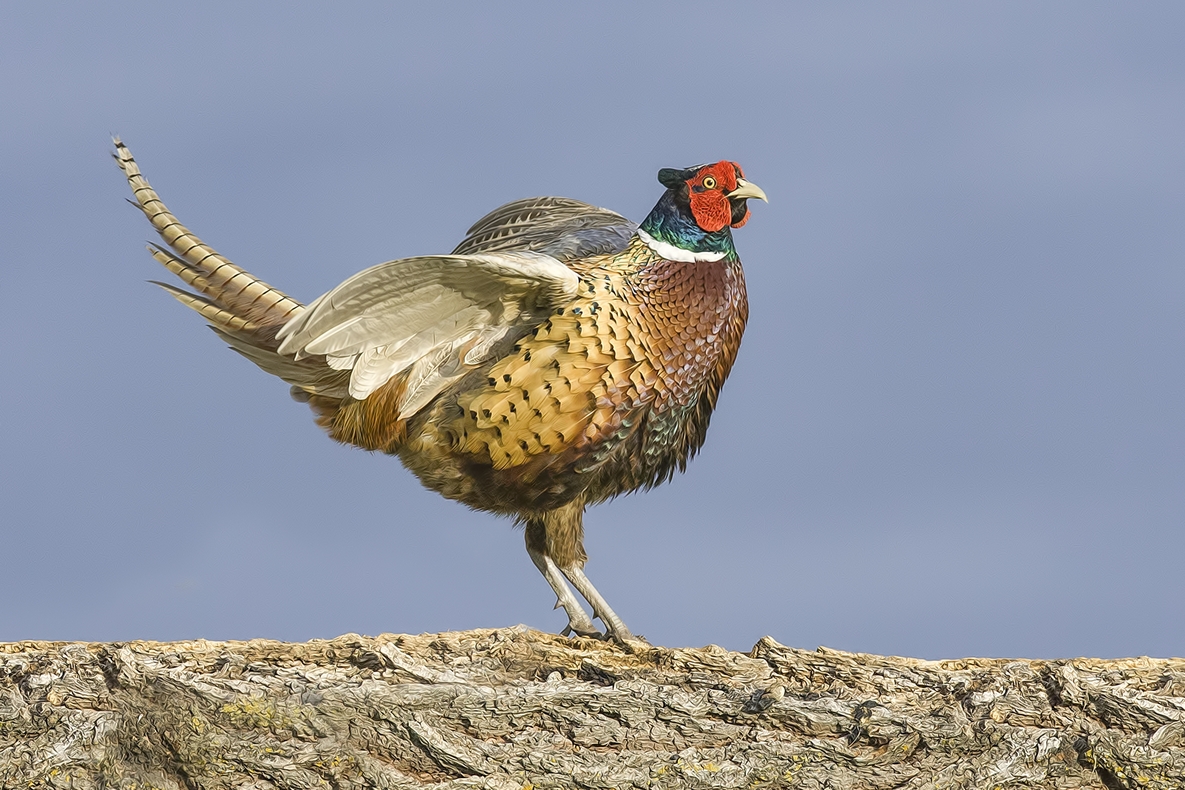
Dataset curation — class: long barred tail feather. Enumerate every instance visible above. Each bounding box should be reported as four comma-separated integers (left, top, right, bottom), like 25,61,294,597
116,138,347,398
114,138,305,333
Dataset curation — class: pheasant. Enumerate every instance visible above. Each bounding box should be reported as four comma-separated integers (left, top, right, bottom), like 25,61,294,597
115,141,765,642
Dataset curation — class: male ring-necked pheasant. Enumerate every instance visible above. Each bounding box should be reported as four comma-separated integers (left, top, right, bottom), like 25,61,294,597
115,141,765,642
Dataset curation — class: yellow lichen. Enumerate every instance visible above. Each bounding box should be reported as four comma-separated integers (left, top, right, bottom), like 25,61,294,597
219,697,295,730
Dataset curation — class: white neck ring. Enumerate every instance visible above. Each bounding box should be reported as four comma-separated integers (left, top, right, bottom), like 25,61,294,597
637,228,726,263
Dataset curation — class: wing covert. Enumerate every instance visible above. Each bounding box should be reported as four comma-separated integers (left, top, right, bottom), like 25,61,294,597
276,251,579,408
452,197,636,261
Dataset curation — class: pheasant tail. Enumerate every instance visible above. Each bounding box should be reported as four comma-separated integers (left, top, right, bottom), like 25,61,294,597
114,139,351,400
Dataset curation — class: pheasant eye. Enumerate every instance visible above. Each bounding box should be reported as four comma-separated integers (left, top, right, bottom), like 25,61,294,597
701,176,717,189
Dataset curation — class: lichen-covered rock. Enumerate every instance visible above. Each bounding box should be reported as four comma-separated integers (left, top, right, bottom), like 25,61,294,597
1,628,1182,788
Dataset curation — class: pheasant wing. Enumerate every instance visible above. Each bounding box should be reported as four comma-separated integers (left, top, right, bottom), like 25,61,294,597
276,252,579,412
452,197,636,261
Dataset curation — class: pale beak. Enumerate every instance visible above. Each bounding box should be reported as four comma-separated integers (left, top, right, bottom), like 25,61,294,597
727,178,768,203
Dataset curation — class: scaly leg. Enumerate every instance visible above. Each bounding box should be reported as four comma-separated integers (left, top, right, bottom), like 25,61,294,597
525,501,636,643
559,563,635,643
525,532,599,637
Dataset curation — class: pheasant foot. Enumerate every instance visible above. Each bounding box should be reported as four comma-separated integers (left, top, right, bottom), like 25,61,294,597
559,564,634,643
526,545,599,637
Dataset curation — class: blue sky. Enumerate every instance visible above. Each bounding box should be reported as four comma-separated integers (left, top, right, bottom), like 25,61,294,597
2,2,1183,658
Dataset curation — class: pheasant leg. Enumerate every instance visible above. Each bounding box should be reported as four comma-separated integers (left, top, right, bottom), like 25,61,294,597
559,564,635,643
526,545,600,637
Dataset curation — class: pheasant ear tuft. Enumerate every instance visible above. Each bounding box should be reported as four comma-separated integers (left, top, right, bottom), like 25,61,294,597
657,168,687,190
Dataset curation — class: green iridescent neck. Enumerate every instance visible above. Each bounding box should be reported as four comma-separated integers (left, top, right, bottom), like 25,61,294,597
639,191,738,262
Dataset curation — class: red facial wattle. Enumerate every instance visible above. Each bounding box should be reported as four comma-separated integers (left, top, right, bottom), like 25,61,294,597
686,161,749,232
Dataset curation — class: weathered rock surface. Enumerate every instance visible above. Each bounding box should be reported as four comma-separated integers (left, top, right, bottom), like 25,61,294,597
1,628,1182,788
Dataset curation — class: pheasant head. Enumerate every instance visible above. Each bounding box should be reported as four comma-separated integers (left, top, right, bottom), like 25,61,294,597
638,161,767,262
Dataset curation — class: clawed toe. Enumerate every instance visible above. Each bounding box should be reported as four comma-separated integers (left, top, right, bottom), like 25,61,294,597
553,608,633,644
560,623,605,640
557,614,636,644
